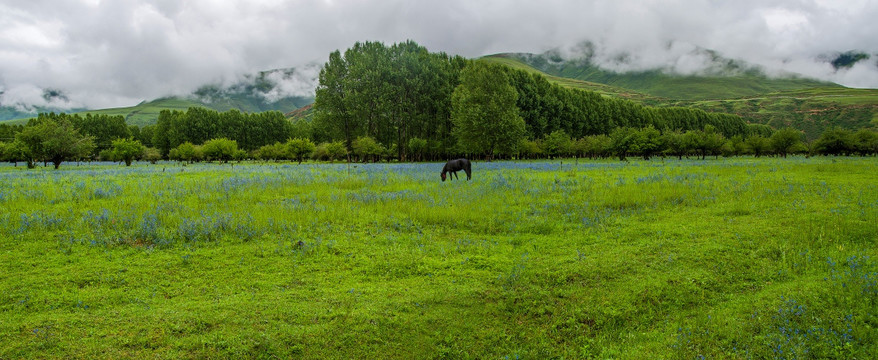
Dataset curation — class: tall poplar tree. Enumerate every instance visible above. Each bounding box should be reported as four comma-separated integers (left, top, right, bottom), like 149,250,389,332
314,50,357,153
451,61,526,159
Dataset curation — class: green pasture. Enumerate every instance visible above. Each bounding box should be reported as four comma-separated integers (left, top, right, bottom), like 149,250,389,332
0,158,876,358
83,98,206,127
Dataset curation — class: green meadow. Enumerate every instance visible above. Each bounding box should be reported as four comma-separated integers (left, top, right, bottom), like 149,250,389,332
1,158,876,359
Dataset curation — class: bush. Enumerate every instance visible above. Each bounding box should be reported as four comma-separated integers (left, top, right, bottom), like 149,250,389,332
112,138,144,166
852,129,878,155
771,128,804,158
813,127,854,156
142,147,162,164
407,137,428,162
99,148,118,162
352,136,384,163
286,138,316,164
325,141,348,162
746,135,771,157
256,142,287,162
202,138,238,163
542,130,572,158
312,141,348,162
518,139,543,159
171,142,199,163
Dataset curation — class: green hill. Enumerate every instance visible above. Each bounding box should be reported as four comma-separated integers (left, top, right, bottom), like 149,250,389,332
0,66,315,126
78,97,208,127
0,105,88,124
494,51,839,101
1,94,312,128
672,87,878,139
483,53,878,139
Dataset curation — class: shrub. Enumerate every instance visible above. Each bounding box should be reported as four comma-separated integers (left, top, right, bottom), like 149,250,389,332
286,138,316,164
202,138,238,163
112,138,144,166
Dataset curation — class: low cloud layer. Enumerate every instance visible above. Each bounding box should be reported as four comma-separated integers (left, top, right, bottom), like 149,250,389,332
1,0,877,109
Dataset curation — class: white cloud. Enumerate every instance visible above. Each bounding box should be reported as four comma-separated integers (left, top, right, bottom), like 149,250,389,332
0,0,876,110
258,63,322,102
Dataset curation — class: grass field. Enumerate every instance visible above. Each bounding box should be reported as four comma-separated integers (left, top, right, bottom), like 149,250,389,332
82,98,207,127
1,158,876,359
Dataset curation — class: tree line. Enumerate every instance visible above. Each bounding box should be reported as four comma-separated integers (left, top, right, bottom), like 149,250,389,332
1,111,875,169
2,39,877,168
312,41,759,160
518,126,878,160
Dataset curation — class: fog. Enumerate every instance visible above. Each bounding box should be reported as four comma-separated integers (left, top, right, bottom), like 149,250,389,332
1,0,876,109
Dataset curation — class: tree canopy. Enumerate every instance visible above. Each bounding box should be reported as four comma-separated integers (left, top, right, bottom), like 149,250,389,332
312,40,753,160
451,61,526,157
16,115,95,169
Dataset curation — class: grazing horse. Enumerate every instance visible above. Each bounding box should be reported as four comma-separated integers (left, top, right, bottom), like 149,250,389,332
441,158,471,181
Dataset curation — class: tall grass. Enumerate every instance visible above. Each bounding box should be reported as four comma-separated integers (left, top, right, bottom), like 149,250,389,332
0,157,876,358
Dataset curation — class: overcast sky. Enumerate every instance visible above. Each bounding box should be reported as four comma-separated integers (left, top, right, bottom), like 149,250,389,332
2,0,877,109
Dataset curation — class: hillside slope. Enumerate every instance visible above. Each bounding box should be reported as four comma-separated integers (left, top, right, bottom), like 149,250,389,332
497,51,838,101
673,87,878,139
485,53,878,139
0,66,316,126
481,55,661,103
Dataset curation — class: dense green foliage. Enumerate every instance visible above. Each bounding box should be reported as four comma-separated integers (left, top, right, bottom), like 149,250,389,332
675,88,878,140
451,62,526,157
69,113,130,152
13,115,95,169
111,138,144,166
314,41,466,161
286,138,317,164
1,158,876,358
505,67,749,140
483,55,878,140
201,138,240,163
314,41,750,160
18,113,130,156
1,113,877,168
152,108,290,156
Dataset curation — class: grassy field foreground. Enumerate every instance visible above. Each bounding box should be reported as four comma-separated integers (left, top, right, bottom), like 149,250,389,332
0,158,876,359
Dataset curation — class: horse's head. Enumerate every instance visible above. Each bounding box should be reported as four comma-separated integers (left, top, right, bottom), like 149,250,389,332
440,172,446,181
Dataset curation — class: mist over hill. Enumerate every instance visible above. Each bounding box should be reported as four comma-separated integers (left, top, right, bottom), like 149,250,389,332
499,43,838,101
3,41,876,140
189,65,319,112
819,51,875,70
0,65,318,123
481,48,878,140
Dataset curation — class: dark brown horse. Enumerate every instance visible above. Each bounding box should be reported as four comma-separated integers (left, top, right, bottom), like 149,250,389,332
441,159,471,181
